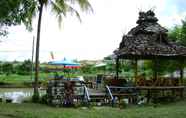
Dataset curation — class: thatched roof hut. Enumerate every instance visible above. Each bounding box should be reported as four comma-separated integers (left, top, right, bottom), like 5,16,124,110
114,10,186,81
114,10,186,59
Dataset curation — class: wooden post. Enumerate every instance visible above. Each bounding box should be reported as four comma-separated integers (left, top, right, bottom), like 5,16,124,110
134,59,138,78
116,57,119,79
153,59,158,80
179,60,184,86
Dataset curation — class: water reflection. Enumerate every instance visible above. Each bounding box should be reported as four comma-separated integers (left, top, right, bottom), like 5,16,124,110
0,88,46,103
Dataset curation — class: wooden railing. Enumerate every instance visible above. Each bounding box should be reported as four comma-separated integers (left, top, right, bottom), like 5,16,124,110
83,85,91,103
105,85,114,106
135,77,180,86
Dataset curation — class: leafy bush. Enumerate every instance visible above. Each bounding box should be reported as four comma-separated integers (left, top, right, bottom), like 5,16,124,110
16,60,32,75
2,62,14,76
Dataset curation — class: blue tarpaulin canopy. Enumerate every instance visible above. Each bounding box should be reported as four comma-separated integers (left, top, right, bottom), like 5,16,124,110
48,58,80,67
47,58,80,79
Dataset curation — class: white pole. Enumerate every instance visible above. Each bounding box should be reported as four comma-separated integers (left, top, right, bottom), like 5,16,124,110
31,36,35,81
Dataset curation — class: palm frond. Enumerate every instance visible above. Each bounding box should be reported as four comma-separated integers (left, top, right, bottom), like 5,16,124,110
51,0,92,28
65,0,93,12
77,0,93,12
67,5,81,22
58,14,63,28
51,0,69,28
51,0,67,16
22,0,37,31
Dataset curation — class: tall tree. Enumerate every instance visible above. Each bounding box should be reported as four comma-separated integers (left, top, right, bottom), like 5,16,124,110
33,0,92,102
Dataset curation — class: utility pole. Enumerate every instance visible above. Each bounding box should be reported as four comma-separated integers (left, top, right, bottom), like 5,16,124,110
31,36,35,81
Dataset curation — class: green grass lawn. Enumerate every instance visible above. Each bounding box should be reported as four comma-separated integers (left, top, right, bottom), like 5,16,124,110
0,72,88,83
0,73,52,87
0,100,186,118
0,72,96,88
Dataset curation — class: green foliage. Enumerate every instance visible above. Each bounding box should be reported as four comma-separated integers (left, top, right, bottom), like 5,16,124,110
168,18,186,46
80,64,95,74
16,60,32,75
168,26,182,42
105,62,115,73
0,0,37,36
143,60,182,76
102,56,115,74
121,60,133,72
1,62,14,76
0,72,49,87
180,19,186,45
142,60,153,77
0,0,21,25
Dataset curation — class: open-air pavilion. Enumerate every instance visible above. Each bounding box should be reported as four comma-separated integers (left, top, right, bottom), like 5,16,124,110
114,10,186,101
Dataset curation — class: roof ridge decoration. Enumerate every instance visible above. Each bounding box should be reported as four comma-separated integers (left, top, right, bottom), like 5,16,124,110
128,10,168,36
137,10,158,25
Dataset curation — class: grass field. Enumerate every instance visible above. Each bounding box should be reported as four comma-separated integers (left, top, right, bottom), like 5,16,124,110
0,72,96,88
0,100,186,118
0,73,53,87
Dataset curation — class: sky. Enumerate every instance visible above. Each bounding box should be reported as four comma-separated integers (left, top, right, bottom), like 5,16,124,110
0,0,186,62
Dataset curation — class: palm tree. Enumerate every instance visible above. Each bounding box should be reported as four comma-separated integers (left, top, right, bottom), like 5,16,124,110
33,0,92,102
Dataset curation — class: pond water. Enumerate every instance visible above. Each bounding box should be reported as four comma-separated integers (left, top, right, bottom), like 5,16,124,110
0,88,46,103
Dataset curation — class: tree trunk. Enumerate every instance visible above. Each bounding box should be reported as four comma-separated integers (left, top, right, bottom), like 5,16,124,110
33,2,43,102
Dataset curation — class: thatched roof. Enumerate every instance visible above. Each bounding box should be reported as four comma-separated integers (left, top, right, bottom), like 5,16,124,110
114,10,186,59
